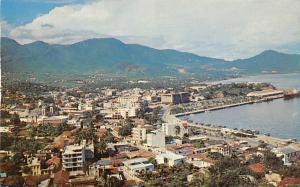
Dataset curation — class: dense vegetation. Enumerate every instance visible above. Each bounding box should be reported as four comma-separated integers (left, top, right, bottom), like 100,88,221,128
2,37,300,81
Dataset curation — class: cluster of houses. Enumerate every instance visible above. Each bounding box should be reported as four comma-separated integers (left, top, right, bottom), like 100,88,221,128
1,85,300,186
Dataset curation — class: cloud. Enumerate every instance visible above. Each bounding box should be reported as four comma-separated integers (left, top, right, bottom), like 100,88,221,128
6,0,300,59
1,20,13,37
19,0,91,4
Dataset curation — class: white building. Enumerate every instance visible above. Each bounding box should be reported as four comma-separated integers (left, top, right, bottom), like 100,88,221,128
123,158,154,174
156,151,185,166
162,122,189,138
210,144,232,156
102,96,142,119
104,89,117,96
62,144,85,175
62,141,94,176
132,125,147,144
272,146,300,166
147,130,165,149
118,107,139,119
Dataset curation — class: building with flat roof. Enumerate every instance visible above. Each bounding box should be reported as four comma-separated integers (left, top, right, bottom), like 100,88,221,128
161,92,190,105
156,151,185,166
123,158,154,174
132,125,147,144
272,146,300,166
62,141,94,176
147,130,165,149
39,115,68,126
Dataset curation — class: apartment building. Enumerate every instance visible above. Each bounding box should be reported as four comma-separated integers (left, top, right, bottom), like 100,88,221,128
132,125,147,144
147,130,165,149
62,141,94,176
161,92,190,105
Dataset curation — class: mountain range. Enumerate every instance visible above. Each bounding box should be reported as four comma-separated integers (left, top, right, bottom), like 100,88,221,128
1,37,300,79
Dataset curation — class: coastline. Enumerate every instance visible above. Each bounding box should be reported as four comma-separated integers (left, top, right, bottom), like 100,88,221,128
174,95,284,117
163,95,300,147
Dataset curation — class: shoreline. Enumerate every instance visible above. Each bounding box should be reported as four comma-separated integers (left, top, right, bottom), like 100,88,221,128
174,95,283,117
163,97,300,147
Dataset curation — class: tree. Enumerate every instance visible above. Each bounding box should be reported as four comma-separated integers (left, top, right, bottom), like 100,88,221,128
10,113,20,125
96,140,107,157
207,157,246,187
263,150,283,170
192,139,204,148
0,110,10,119
175,125,181,136
103,131,114,143
118,123,133,137
21,165,32,175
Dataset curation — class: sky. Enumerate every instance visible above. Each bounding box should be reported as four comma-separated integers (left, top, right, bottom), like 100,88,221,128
1,0,300,60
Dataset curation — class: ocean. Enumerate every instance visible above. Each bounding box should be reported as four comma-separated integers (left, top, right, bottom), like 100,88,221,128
186,73,300,140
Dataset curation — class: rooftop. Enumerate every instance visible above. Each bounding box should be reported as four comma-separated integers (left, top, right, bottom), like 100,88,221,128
158,151,185,160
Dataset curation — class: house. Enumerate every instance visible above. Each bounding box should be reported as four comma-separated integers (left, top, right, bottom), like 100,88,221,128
209,144,232,156
156,151,185,166
112,144,139,154
162,122,189,138
23,175,50,187
187,171,205,183
26,157,41,176
39,115,68,126
88,159,113,177
53,170,70,187
167,144,195,156
248,163,265,174
265,172,282,186
186,154,215,168
272,146,300,166
123,158,154,174
279,177,300,187
126,150,156,159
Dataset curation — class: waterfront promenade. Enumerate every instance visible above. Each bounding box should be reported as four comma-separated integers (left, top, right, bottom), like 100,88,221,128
173,95,284,117
162,99,300,148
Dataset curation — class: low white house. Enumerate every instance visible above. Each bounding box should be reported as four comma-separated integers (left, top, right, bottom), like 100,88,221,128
123,158,154,174
272,146,300,166
156,151,185,167
186,154,215,168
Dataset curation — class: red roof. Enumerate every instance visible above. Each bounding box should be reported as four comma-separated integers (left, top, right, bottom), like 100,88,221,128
54,170,69,185
97,128,107,139
24,175,49,186
46,156,61,168
279,177,300,187
167,143,194,150
248,163,265,173
1,175,24,186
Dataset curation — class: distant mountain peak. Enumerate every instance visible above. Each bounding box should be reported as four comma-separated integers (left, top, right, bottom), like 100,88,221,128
259,49,281,55
74,37,125,46
1,37,299,78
